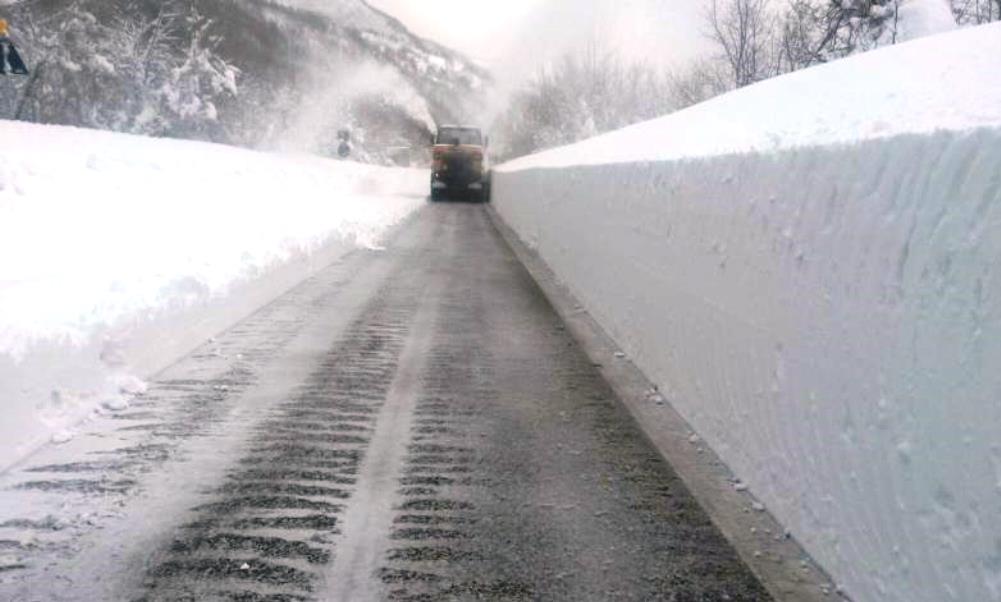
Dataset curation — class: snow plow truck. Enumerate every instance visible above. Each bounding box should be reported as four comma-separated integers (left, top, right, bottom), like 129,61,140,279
430,125,490,202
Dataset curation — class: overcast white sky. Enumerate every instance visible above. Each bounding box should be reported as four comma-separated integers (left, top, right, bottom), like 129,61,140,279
367,0,542,63
367,0,709,78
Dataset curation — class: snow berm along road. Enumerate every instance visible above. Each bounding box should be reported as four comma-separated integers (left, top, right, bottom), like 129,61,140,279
0,121,425,471
0,16,998,602
494,22,1001,602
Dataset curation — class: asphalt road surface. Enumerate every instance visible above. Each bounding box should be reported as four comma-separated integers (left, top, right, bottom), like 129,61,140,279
0,203,771,601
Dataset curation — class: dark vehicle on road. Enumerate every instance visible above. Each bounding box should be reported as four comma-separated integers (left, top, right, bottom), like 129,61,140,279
430,125,489,202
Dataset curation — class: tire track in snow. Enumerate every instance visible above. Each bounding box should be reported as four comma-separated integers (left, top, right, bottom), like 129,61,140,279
2,204,775,601
321,269,440,601
0,266,364,591
139,282,421,601
377,208,532,601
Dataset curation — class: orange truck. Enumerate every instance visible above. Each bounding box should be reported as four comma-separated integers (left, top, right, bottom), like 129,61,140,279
430,125,490,202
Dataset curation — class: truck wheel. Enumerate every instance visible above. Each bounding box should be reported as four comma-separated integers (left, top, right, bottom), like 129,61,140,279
431,188,444,202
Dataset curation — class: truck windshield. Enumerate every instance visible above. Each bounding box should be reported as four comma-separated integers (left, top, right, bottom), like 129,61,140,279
436,128,482,146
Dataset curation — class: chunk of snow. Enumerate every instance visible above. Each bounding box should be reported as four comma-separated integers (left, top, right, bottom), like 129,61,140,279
101,397,129,412
114,374,147,396
50,430,74,445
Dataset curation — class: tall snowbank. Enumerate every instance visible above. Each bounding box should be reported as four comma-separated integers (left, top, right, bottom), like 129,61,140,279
0,121,425,471
493,25,1001,602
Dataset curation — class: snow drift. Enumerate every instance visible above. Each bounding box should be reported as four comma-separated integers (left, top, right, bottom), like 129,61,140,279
0,121,425,471
493,24,1001,602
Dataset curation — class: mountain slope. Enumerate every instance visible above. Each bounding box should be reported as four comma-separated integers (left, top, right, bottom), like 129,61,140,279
0,0,490,163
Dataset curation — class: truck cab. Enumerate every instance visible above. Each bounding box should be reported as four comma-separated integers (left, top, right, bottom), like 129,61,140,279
430,125,489,202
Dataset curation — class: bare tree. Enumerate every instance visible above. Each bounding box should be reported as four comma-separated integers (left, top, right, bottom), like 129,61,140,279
779,0,849,69
706,0,777,88
951,0,1001,23
777,0,953,71
492,46,676,159
667,58,733,109
666,0,963,111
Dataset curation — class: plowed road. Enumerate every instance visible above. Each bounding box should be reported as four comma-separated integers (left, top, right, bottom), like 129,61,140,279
0,204,772,601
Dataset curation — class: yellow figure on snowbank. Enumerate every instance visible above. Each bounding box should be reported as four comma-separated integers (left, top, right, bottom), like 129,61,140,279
1,17,30,75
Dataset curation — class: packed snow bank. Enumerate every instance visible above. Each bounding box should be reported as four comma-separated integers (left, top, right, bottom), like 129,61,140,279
0,121,425,471
493,25,1001,602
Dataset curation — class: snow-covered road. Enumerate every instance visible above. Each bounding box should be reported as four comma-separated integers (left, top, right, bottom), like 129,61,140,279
0,204,812,601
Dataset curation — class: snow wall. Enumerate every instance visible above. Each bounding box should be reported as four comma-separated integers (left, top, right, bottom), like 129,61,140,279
0,121,425,472
492,25,1001,602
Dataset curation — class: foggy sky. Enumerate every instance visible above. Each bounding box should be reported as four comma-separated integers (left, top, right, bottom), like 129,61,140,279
368,0,709,80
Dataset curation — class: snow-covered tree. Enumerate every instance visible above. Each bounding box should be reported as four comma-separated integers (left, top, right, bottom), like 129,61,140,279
951,0,1000,23
152,8,239,138
2,0,238,140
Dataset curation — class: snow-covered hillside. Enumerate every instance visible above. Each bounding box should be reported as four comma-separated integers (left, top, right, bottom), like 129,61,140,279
0,121,425,471
0,0,489,162
493,24,1001,602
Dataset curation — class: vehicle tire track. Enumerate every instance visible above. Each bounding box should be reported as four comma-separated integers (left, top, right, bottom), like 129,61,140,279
376,205,772,601
378,210,530,602
321,272,441,601
138,282,421,601
3,204,775,601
